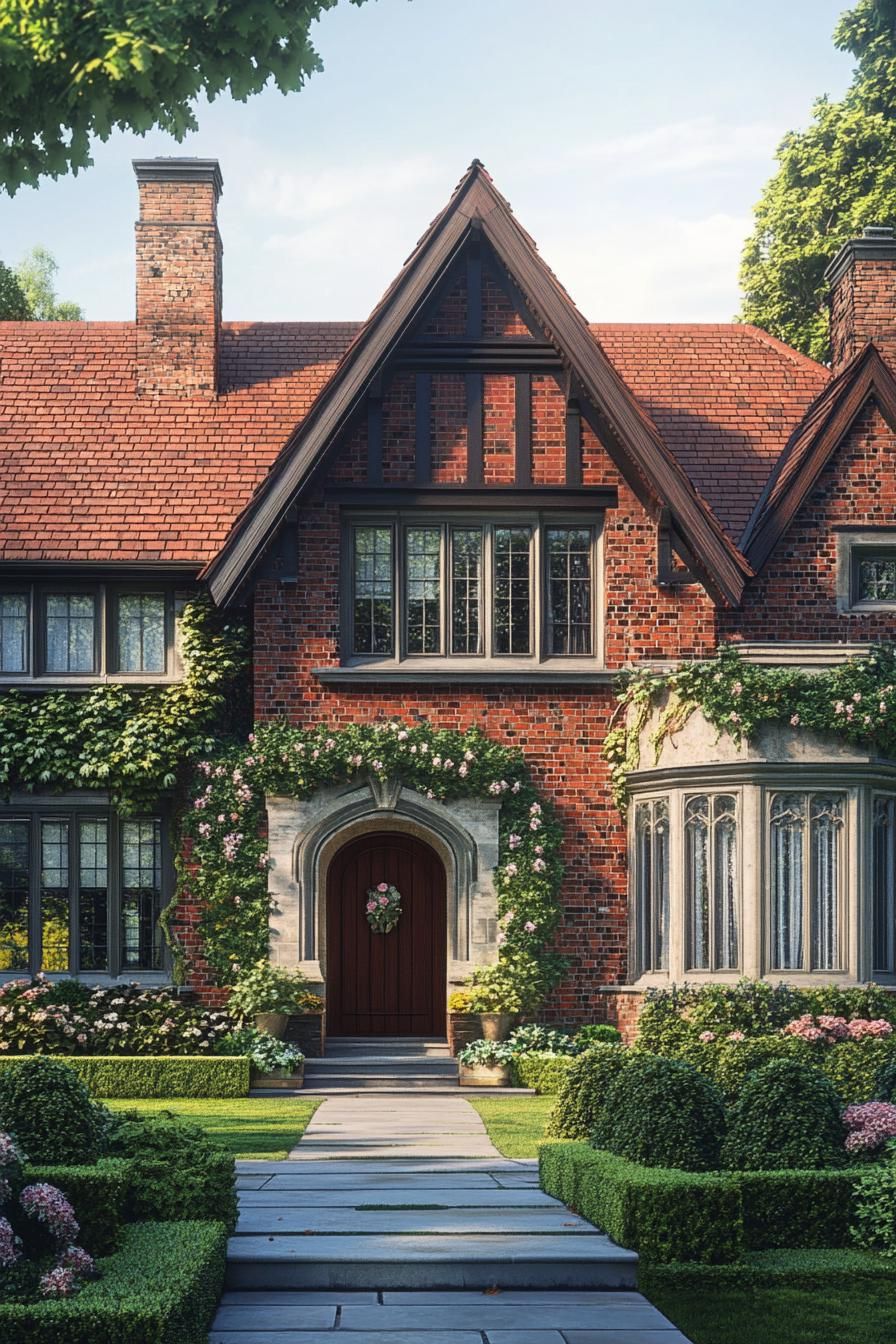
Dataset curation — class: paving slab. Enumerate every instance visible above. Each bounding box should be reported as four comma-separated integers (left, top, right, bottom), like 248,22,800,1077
218,1291,379,1305
338,1305,672,1332
235,1160,528,1174
260,1173,503,1190
210,1304,336,1330
378,1293,648,1306
485,1333,566,1344
210,1335,483,1344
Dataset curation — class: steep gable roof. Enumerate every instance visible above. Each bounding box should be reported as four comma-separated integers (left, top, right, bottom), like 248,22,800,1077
741,343,896,570
203,162,752,608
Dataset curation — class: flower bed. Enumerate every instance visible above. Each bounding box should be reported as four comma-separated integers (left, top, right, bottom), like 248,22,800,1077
0,1055,249,1099
23,1161,130,1256
0,1220,226,1344
0,979,234,1056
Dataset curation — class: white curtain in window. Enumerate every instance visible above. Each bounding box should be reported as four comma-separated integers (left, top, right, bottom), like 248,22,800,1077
770,793,805,970
810,795,842,971
713,795,738,969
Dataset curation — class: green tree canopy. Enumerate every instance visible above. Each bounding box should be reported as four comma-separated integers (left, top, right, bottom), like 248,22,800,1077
0,1,366,195
0,260,32,319
14,246,82,320
740,0,896,362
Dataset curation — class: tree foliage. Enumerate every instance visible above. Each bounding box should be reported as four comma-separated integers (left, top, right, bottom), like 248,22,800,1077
0,1,367,195
740,0,896,361
0,260,31,319
13,247,82,320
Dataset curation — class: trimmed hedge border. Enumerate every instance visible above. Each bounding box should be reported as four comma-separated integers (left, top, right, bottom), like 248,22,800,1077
512,1052,576,1094
0,1220,226,1343
24,1158,130,1255
640,1247,896,1294
539,1142,884,1262
539,1142,742,1264
0,1055,249,1098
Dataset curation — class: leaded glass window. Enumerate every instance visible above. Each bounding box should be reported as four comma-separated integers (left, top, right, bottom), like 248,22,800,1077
0,811,167,978
873,796,896,975
770,791,843,971
451,528,482,654
0,595,28,673
0,820,29,972
405,527,441,655
635,798,669,972
44,594,96,673
352,526,394,656
40,820,69,972
547,527,592,655
685,793,738,971
494,526,532,655
855,552,896,605
118,594,166,673
121,819,163,970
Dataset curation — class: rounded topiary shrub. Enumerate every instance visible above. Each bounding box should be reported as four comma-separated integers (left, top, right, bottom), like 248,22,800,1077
0,1057,99,1164
594,1054,726,1171
721,1058,844,1171
875,1056,896,1103
545,1043,632,1140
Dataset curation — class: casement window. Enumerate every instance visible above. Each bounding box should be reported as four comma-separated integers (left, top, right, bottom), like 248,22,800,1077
684,793,739,971
769,792,844,972
634,798,670,972
873,795,896,976
346,516,600,663
852,549,896,607
0,586,176,681
0,809,168,977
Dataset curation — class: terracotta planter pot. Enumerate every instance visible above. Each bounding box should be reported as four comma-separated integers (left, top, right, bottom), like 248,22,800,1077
448,1012,482,1056
478,1012,517,1042
459,1061,511,1087
251,1063,304,1090
254,1012,289,1039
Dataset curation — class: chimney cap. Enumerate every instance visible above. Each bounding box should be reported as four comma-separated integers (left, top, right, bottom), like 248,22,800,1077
133,157,223,199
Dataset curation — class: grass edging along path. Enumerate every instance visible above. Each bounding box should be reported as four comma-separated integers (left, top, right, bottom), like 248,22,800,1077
467,1096,554,1157
106,1096,322,1159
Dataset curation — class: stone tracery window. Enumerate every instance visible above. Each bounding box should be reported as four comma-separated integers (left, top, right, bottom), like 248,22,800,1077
634,798,669,972
684,793,738,971
769,792,843,972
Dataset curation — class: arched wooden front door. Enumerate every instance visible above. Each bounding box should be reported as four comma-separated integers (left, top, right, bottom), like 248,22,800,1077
325,831,447,1037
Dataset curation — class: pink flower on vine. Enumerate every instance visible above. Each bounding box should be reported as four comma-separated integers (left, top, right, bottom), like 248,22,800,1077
509,834,522,850
524,920,537,933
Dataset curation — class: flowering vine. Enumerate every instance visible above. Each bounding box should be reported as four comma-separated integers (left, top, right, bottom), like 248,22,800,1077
604,642,896,810
178,720,565,990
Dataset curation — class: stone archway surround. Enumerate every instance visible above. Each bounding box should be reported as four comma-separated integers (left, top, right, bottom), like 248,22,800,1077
265,776,502,994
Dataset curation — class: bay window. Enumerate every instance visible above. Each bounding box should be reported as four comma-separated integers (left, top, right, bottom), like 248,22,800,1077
0,808,168,977
685,793,739,971
769,792,843,972
346,515,600,663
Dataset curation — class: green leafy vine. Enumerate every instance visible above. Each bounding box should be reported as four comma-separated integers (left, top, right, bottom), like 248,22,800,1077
604,642,896,811
180,721,566,992
0,596,250,812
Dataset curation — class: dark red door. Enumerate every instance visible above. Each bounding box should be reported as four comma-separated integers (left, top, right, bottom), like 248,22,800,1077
326,832,447,1037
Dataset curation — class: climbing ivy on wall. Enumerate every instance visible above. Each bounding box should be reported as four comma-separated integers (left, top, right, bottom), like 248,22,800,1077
0,596,250,811
180,721,566,989
604,642,896,811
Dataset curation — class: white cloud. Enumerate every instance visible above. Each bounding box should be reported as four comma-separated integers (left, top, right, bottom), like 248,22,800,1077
566,117,780,178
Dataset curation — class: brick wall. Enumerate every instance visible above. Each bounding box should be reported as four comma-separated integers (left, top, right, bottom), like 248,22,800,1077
830,251,896,373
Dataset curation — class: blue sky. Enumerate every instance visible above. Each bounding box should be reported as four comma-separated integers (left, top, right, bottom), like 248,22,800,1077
0,0,853,322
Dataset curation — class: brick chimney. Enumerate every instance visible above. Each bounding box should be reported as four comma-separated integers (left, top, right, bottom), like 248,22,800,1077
133,158,223,397
826,224,896,373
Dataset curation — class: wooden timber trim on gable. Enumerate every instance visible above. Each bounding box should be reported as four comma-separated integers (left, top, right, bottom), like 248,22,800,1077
204,163,750,608
741,344,896,572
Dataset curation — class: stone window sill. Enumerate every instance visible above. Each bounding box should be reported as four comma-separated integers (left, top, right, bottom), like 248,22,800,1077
314,661,615,686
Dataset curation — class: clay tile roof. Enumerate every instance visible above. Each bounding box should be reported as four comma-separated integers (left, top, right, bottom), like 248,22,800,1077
0,314,828,568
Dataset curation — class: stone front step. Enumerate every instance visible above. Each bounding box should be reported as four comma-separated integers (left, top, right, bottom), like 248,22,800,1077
224,1231,638,1291
210,1289,691,1342
324,1036,452,1058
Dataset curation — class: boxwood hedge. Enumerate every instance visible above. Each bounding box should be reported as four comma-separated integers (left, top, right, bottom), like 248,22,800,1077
0,1055,249,1099
512,1052,576,1094
23,1158,130,1255
0,1220,226,1343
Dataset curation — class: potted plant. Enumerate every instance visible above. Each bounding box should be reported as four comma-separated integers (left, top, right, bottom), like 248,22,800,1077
458,1038,514,1087
447,988,482,1055
463,960,533,1041
217,1027,305,1088
228,960,310,1040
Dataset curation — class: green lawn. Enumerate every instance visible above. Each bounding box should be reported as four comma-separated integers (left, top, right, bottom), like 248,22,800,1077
106,1096,322,1159
647,1282,896,1344
467,1095,555,1157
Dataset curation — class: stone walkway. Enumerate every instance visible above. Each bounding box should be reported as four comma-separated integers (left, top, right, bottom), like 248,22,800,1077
211,1094,691,1343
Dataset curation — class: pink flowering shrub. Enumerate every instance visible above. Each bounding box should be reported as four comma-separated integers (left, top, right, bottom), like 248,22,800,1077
842,1102,896,1155
783,1014,894,1044
0,1131,98,1304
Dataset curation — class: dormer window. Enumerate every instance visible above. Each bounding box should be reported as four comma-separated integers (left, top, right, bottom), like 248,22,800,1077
345,514,601,666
